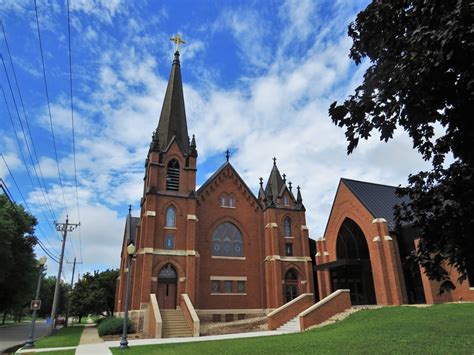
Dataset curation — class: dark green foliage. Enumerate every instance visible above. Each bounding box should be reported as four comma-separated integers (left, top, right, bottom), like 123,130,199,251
70,269,119,323
328,0,474,291
37,276,69,318
97,317,130,337
0,194,38,318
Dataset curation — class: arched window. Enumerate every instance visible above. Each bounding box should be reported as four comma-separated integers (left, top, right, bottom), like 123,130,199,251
284,195,289,206
158,264,177,280
166,159,180,191
220,193,227,207
336,218,370,260
229,194,235,208
284,218,291,237
212,222,243,257
165,206,176,227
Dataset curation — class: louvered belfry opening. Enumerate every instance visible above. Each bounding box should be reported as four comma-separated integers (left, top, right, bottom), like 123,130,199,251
166,159,180,191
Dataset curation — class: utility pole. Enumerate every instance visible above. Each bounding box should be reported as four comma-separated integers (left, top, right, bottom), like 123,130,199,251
65,257,82,327
49,215,79,334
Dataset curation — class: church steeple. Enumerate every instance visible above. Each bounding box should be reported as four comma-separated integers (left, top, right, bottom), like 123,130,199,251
156,49,189,153
264,157,285,201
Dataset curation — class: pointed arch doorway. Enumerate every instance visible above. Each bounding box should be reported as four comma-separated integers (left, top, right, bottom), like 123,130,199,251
331,218,376,305
157,264,177,309
284,269,299,303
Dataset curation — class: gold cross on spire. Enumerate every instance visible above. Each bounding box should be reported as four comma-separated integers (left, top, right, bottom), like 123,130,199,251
170,34,186,51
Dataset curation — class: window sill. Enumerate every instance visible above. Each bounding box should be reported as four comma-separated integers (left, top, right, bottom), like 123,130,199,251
212,256,246,260
284,236,294,239
469,287,474,291
164,227,177,230
220,206,236,209
211,293,247,296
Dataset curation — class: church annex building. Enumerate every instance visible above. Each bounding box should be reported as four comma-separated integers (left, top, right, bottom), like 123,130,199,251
115,49,474,337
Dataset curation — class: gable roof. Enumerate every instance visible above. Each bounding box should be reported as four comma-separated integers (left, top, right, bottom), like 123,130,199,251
341,178,410,231
197,161,261,207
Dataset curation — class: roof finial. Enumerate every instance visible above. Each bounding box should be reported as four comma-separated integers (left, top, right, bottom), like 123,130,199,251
259,177,263,187
288,181,293,192
225,149,230,162
282,173,286,183
128,204,132,214
272,157,277,166
170,34,186,52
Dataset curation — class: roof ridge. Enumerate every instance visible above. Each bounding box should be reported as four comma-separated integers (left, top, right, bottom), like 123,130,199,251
341,177,401,189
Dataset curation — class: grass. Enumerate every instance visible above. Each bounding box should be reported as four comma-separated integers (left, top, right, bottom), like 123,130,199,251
34,325,84,348
111,304,474,355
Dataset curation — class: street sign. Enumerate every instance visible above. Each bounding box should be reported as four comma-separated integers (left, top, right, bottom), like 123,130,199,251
30,299,41,310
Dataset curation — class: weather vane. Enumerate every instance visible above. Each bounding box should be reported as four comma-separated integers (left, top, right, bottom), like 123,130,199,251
170,34,186,51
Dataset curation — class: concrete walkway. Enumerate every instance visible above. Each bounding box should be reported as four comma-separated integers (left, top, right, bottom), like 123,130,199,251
105,330,288,349
75,325,111,355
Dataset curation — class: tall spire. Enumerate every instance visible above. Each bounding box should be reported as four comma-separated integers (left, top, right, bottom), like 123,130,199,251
156,47,189,153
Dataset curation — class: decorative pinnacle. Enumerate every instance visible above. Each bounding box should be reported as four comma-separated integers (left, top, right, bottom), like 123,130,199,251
272,157,277,166
128,204,132,214
288,181,293,191
282,173,286,183
259,177,263,186
225,149,230,162
170,34,186,51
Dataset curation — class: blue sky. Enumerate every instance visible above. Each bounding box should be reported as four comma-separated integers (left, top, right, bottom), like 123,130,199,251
0,0,430,281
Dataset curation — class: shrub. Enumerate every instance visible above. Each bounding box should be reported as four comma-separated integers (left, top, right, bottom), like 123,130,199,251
97,317,131,336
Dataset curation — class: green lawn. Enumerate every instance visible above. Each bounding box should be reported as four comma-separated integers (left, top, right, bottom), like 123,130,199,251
35,325,84,348
111,304,474,354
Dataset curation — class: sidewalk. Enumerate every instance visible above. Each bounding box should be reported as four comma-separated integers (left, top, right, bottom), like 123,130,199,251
75,324,111,355
105,330,287,348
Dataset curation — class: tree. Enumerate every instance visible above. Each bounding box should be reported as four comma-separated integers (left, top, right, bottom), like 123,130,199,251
0,194,38,321
37,276,69,319
70,269,119,322
329,0,473,291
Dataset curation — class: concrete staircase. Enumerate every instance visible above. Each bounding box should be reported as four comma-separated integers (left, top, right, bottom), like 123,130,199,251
277,315,300,333
161,309,193,338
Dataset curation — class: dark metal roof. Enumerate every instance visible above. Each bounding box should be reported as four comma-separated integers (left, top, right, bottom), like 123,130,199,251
156,51,189,153
125,216,140,243
264,163,284,199
341,178,410,231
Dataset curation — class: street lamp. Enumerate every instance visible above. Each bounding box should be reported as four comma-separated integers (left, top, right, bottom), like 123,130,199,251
120,241,136,349
24,256,47,348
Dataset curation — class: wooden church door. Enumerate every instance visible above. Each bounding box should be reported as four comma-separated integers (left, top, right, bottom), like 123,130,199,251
157,264,177,309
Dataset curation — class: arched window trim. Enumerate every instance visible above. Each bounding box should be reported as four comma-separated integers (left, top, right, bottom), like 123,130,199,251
283,217,292,237
166,159,180,191
211,222,244,257
165,205,176,228
220,193,227,207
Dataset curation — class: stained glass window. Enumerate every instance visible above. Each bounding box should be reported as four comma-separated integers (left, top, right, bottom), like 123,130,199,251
164,235,174,249
229,194,235,207
285,243,293,256
284,218,291,237
212,280,220,293
225,281,232,293
166,206,176,227
237,281,245,293
212,222,243,257
221,193,227,207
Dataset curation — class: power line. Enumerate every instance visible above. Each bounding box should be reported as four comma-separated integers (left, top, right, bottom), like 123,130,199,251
0,161,60,261
0,57,57,223
0,20,59,222
33,0,69,216
66,0,83,263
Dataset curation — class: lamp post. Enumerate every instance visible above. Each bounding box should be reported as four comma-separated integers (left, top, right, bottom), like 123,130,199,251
24,256,47,348
120,241,136,350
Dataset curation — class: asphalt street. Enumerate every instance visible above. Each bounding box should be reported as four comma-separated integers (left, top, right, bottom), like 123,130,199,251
0,321,49,354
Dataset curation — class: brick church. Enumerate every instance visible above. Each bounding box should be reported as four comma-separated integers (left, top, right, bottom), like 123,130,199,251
115,48,474,336
115,49,314,328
